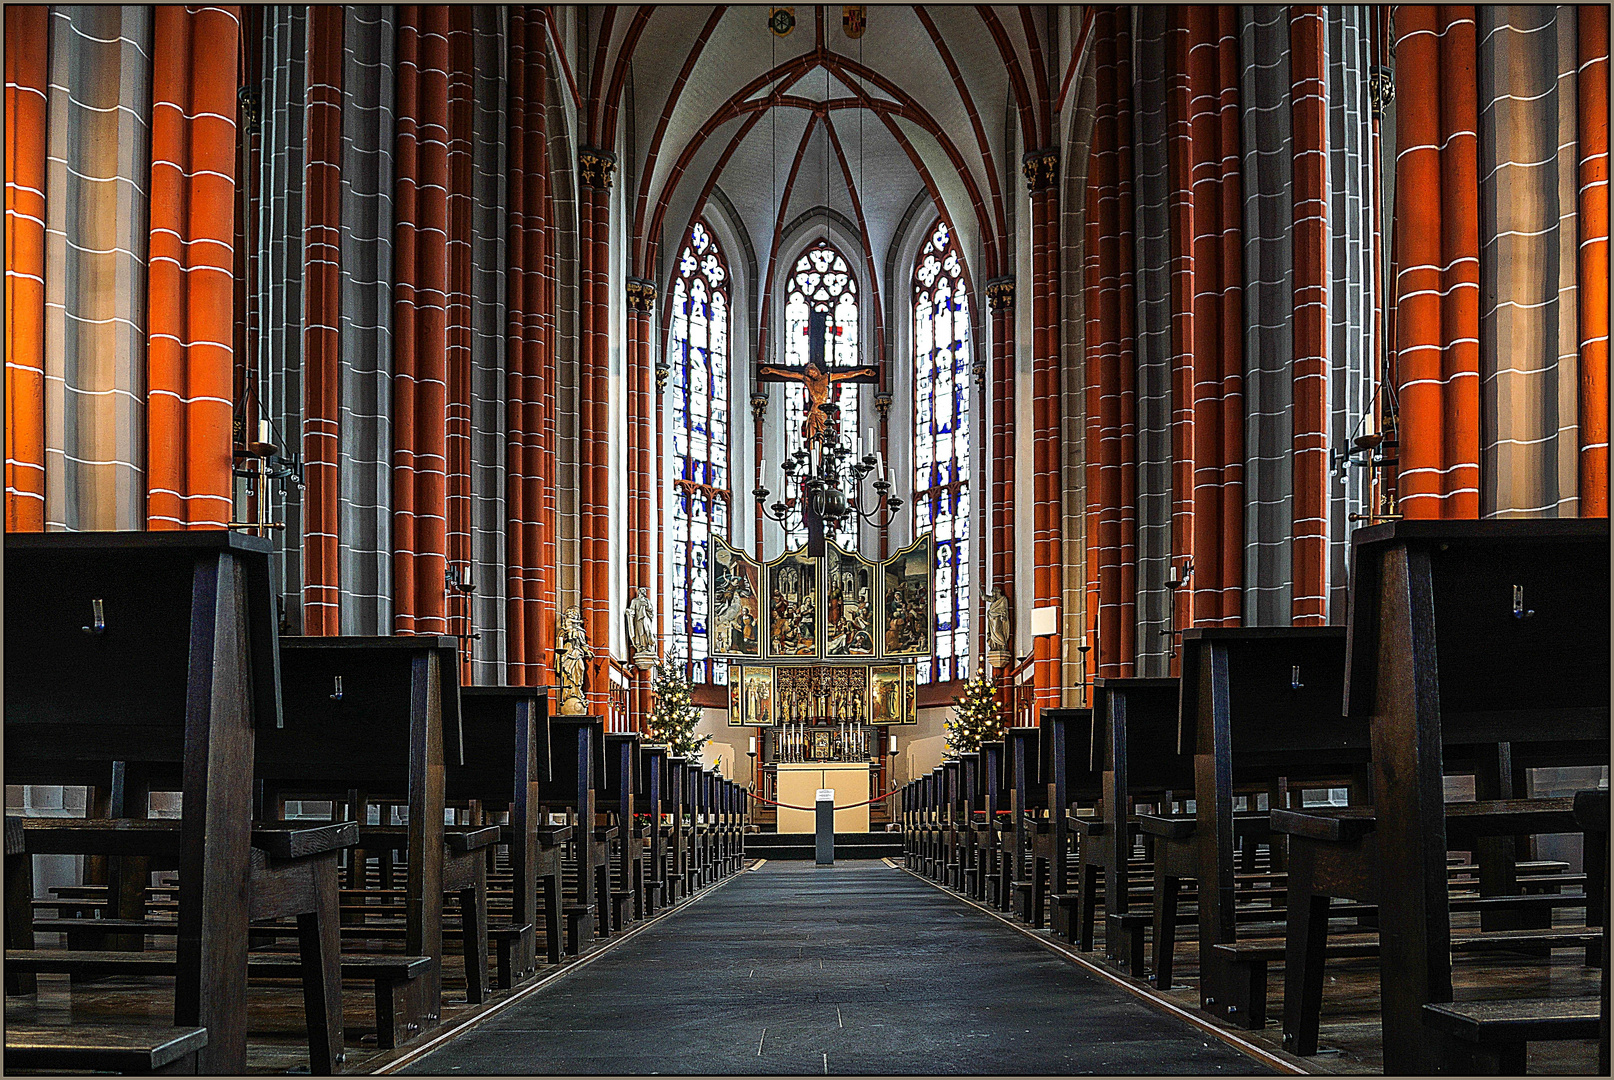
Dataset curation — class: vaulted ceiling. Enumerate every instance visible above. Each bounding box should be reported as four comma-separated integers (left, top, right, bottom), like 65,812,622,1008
581,5,1063,333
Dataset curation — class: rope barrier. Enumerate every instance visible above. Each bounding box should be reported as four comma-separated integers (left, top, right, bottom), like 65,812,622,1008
747,788,901,813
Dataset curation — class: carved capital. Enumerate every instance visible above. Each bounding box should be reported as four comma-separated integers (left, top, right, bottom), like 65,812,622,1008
626,277,657,312
985,276,1016,314
1021,148,1059,193
579,146,618,190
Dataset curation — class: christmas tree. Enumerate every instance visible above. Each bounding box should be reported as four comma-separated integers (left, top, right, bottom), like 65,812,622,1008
646,652,711,759
944,667,1007,757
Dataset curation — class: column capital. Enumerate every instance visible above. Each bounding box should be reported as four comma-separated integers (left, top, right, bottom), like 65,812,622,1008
579,146,618,190
985,276,1016,313
1021,148,1059,193
626,277,657,312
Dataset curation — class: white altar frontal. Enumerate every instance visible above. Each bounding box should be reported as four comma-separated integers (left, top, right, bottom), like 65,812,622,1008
775,762,871,834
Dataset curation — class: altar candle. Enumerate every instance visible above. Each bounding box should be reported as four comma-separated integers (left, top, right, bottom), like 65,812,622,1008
258,418,272,445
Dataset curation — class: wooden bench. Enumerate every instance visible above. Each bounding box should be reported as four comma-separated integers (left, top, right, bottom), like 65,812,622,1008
1139,627,1366,1018
1005,728,1054,928
1576,788,1610,1073
257,635,464,1039
3,531,342,1074
542,715,609,951
3,1023,208,1075
1085,677,1190,973
1212,925,1603,1030
602,731,643,929
1041,708,1098,943
1422,999,1601,1074
450,685,562,983
636,744,670,914
1274,519,1609,1072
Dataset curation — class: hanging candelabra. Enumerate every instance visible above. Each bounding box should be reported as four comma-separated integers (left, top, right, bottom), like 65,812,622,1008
754,401,903,533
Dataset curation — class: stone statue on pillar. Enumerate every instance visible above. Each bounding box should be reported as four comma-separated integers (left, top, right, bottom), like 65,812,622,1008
985,586,1013,670
556,607,591,715
626,585,657,670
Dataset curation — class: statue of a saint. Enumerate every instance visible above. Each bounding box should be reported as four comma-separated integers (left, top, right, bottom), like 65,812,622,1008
985,587,1012,668
556,607,591,715
626,586,656,668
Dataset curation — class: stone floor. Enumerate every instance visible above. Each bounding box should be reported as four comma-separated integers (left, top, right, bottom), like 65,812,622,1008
399,859,1272,1075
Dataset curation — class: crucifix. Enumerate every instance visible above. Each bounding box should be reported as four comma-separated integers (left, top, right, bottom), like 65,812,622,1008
758,309,879,441
757,309,879,555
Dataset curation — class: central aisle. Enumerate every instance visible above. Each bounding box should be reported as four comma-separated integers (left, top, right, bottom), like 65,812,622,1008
400,861,1270,1075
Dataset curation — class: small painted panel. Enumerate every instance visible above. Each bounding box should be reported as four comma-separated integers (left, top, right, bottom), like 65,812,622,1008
711,536,763,658
882,534,935,658
741,665,776,727
766,546,820,658
824,540,877,659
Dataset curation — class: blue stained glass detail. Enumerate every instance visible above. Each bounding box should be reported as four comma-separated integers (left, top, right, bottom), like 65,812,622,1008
667,222,732,684
912,220,972,685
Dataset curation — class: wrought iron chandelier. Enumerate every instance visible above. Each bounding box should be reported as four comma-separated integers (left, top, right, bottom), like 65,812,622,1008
754,400,902,532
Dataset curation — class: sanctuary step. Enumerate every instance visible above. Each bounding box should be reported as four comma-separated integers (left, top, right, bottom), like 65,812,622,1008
744,832,903,861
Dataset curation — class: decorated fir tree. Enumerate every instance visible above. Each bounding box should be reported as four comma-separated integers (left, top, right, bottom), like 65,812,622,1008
944,667,1008,757
646,653,711,759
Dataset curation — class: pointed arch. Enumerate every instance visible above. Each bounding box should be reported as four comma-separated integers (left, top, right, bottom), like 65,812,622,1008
911,219,973,684
666,220,733,685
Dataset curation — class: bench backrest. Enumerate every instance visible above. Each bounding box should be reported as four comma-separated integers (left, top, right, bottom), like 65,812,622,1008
1041,707,1098,809
1005,727,1046,811
542,716,606,805
1178,627,1365,774
258,636,463,788
1345,519,1609,763
1093,677,1191,792
5,532,280,784
943,758,962,811
448,686,551,803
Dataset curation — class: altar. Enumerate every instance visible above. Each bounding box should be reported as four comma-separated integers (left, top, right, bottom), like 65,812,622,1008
775,761,872,834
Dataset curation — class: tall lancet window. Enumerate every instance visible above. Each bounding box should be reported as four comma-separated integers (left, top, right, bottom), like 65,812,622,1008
912,220,971,683
781,241,860,551
668,222,731,685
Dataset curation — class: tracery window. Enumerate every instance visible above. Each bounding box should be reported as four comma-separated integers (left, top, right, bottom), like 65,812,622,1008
667,222,730,685
781,241,860,551
912,220,971,683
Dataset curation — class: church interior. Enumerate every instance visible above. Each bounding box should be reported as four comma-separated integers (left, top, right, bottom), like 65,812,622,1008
3,3,1609,1075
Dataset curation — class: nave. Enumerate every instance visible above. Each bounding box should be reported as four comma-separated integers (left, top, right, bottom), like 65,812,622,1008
398,860,1269,1076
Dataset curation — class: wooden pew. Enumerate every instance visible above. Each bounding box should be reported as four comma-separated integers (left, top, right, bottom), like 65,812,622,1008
1041,707,1098,943
664,756,691,902
449,685,564,983
941,759,963,889
3,530,345,1074
602,731,641,930
1273,519,1608,1073
1140,627,1365,1019
1084,677,1189,974
542,716,609,952
257,635,485,1047
637,743,669,915
958,753,983,898
978,742,1010,908
1005,727,1053,927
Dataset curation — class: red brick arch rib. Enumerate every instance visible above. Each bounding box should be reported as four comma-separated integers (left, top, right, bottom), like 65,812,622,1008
632,6,728,271
598,5,654,150
1018,6,1052,148
913,7,1007,253
585,6,617,145
643,48,1003,293
822,114,888,366
977,5,1039,148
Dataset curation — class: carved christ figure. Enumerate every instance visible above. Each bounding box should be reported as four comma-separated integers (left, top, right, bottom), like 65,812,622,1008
757,359,866,443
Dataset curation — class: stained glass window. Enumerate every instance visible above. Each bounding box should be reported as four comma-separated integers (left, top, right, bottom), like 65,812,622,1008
668,222,730,685
912,220,971,683
781,241,860,550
